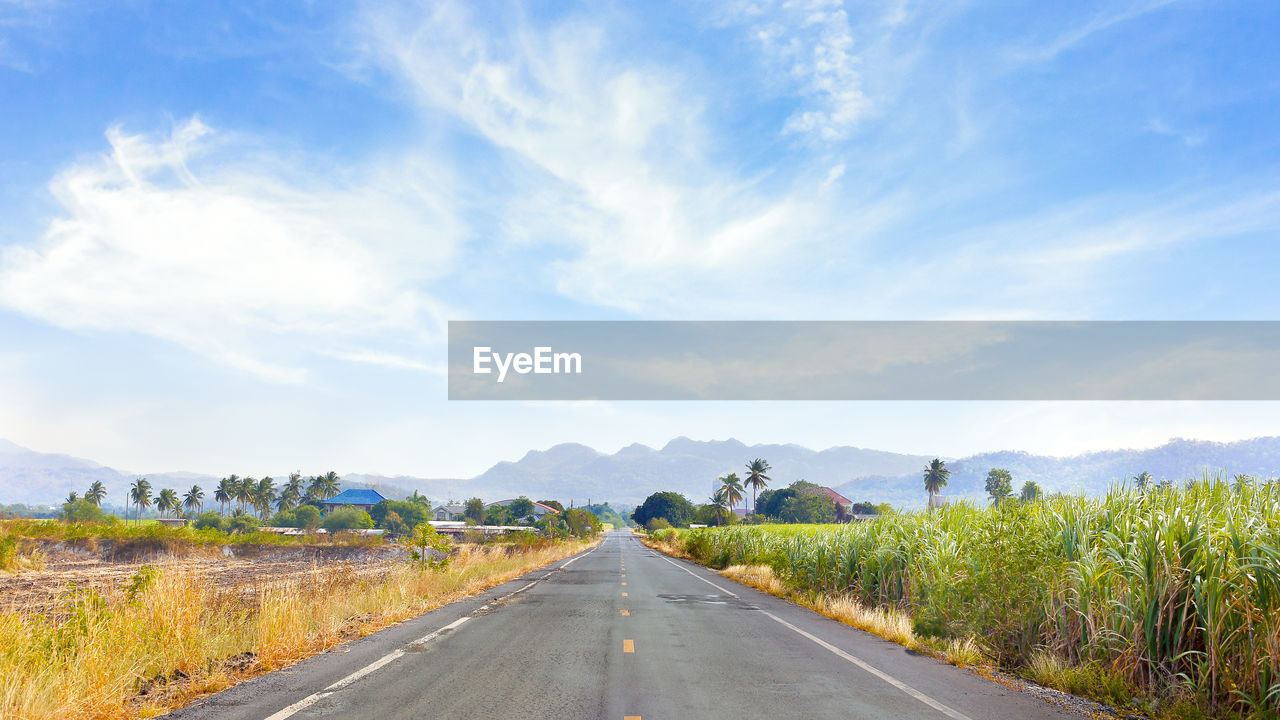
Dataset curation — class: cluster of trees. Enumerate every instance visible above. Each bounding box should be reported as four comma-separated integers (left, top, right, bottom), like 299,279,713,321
55,471,346,525
923,459,1042,506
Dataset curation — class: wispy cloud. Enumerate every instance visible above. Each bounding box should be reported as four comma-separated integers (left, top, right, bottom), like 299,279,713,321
0,118,462,382
1010,0,1180,63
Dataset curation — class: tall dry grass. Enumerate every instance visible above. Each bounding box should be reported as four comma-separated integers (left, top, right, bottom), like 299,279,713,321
650,475,1280,717
0,539,597,720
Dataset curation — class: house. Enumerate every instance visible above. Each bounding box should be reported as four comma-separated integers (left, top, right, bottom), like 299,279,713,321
928,494,948,509
486,499,561,521
321,488,386,514
798,485,855,516
432,503,466,521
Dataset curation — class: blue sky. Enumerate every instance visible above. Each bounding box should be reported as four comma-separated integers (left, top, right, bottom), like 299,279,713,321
1,0,1279,478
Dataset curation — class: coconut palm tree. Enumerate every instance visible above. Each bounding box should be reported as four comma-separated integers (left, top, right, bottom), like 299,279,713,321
743,458,771,514
85,481,106,507
65,491,79,505
278,472,304,512
235,477,255,514
923,459,949,509
309,471,340,502
254,477,276,520
214,477,234,515
183,485,204,515
719,473,744,517
708,487,729,526
1133,471,1153,491
129,477,152,524
157,488,179,518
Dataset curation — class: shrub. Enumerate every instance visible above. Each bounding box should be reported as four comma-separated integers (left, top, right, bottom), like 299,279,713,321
267,510,297,527
321,506,374,532
191,511,226,532
59,499,107,524
293,505,321,530
371,500,430,529
645,517,672,531
226,515,260,534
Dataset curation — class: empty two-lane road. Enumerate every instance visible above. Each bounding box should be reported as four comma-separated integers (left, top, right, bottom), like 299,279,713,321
168,531,1078,720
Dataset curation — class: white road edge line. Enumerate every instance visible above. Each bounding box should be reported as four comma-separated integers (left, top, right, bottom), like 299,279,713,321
655,554,973,720
262,541,601,720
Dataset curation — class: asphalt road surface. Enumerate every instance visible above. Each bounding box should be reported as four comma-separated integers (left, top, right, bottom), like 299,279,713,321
167,530,1080,720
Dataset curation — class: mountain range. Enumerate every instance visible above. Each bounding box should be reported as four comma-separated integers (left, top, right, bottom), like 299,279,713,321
4,436,1280,510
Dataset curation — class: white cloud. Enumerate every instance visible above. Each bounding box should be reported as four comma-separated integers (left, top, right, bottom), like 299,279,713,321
361,2,834,315
0,118,461,382
1010,0,1180,63
721,0,870,141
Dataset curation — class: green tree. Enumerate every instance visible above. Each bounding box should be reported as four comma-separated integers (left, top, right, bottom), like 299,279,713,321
192,510,225,531
985,468,1013,505
1133,471,1153,491
537,499,565,512
1019,480,1042,502
322,506,374,531
215,477,235,515
183,485,204,515
371,500,430,529
293,504,321,530
309,471,341,502
235,477,254,515
410,522,451,568
255,477,277,519
65,491,79,505
464,497,486,525
381,511,409,536
923,459,950,508
61,498,106,523
156,488,180,518
779,494,836,523
129,477,152,524
755,486,797,518
508,497,536,523
719,473,744,517
631,491,695,528
708,487,730,526
278,472,305,513
227,515,260,534
744,458,771,514
405,490,431,506
85,481,107,507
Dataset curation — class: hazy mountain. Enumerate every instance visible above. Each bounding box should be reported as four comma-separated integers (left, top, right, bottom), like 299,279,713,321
836,437,1280,507
5,436,1280,510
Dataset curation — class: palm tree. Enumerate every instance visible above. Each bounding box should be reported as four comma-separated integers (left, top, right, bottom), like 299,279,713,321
1019,481,1042,502
1133,471,1153,491
278,472,304,513
214,477,234,515
719,473,744,517
744,458,771,514
309,471,340,502
129,477,152,524
65,491,79,505
183,485,204,515
255,477,277,519
708,487,729,526
157,488,179,518
923,459,949,509
85,481,106,507
235,477,255,514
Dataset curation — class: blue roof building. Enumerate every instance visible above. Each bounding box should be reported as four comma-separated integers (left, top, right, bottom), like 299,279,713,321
321,488,386,513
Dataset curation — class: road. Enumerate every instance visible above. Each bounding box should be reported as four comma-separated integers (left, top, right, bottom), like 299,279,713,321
167,530,1079,720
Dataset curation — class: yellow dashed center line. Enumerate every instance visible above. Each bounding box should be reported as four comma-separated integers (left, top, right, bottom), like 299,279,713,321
623,639,635,653
620,609,630,616
621,591,628,597
621,581,627,586
624,716,642,720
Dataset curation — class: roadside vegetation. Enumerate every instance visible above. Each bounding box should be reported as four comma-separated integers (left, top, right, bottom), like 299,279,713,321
0,521,600,720
645,475,1280,720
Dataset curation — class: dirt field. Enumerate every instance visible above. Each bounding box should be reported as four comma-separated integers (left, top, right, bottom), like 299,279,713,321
0,538,414,615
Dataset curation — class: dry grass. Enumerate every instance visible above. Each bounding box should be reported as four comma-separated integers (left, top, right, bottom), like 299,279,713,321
719,564,921,650
0,538,599,720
